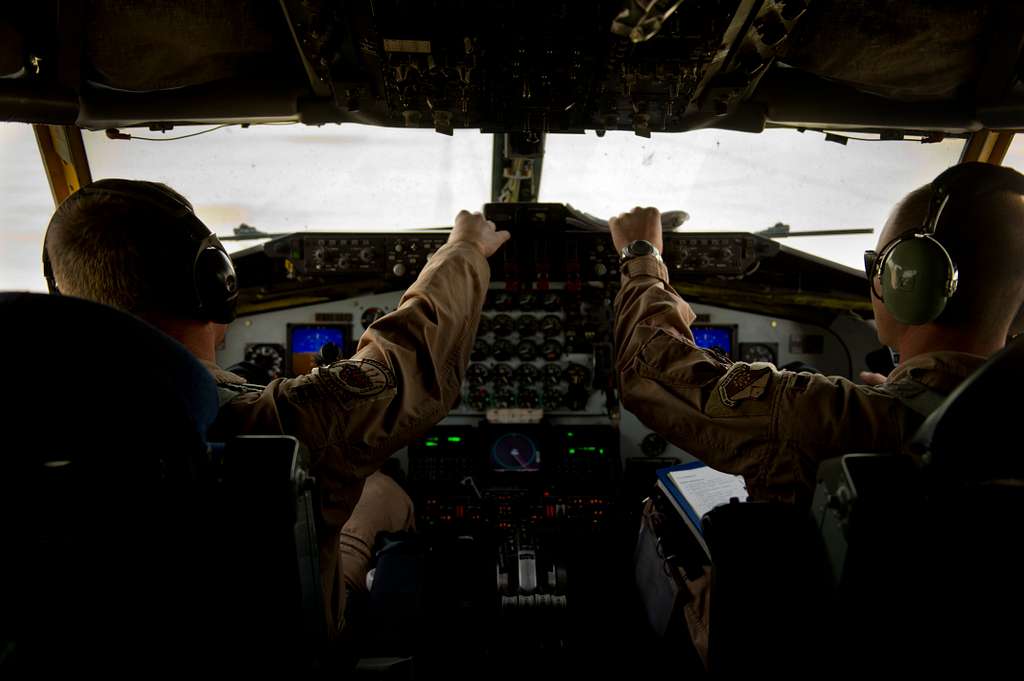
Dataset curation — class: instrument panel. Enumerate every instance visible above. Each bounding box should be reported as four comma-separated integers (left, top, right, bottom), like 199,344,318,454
261,204,779,286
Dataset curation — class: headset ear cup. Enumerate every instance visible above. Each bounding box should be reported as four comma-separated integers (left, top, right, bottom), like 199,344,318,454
880,236,955,325
194,248,238,323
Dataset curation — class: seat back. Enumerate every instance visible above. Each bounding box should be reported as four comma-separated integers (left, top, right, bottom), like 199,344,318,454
701,501,831,674
812,338,1024,673
0,294,325,672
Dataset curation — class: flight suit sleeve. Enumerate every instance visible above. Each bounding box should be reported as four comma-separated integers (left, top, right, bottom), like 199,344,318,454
615,255,910,503
218,240,489,527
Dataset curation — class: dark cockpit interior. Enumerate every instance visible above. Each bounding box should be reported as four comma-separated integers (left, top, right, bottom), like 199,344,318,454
3,1,1024,677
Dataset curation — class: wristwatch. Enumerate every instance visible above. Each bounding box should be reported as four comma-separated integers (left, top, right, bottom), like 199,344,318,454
619,239,663,264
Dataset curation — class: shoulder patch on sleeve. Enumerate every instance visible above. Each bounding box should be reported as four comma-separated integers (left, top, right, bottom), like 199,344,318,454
717,362,774,408
313,358,397,407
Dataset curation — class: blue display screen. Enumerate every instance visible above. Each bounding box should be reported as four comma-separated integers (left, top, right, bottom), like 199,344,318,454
691,326,733,356
291,326,346,353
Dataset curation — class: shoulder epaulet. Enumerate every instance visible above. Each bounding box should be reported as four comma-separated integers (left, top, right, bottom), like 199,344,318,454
876,378,948,418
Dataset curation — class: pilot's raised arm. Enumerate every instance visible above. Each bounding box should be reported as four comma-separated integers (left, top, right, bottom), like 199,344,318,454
611,207,930,505
210,210,508,621
216,213,502,514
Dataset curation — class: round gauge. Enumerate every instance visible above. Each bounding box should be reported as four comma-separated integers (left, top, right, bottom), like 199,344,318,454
244,343,285,381
539,315,562,337
360,307,387,329
518,388,541,409
516,339,538,362
493,338,514,361
492,314,515,336
641,433,668,457
543,363,564,386
467,387,490,411
517,292,538,311
494,387,517,409
491,432,540,471
564,363,591,387
471,339,491,362
492,363,515,386
516,314,539,336
493,292,514,311
564,388,590,411
467,363,491,386
515,363,540,385
477,316,494,336
541,292,561,312
739,342,778,365
540,339,563,362
542,387,564,410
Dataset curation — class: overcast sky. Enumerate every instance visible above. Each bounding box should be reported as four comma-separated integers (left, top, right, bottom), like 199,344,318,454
3,122,1019,292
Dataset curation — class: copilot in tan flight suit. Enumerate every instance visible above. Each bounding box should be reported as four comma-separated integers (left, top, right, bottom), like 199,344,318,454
616,254,983,662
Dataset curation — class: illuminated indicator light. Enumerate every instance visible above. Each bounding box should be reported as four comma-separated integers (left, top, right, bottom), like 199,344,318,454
427,436,439,442
569,448,576,454
425,441,439,447
599,448,605,455
567,432,574,437
447,436,463,442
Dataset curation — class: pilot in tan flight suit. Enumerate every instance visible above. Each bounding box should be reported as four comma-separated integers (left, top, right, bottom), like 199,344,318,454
42,179,509,642
610,162,1024,665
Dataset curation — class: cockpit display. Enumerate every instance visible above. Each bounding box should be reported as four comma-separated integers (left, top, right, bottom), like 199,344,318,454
690,324,737,358
491,432,542,473
288,323,348,376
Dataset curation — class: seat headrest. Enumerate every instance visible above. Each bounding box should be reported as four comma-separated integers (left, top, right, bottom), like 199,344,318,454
0,292,219,473
912,336,1024,481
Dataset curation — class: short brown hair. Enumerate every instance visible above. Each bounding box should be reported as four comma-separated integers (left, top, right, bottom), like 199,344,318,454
43,181,195,320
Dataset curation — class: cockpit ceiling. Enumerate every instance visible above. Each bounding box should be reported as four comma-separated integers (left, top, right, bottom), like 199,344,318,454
2,1,1023,134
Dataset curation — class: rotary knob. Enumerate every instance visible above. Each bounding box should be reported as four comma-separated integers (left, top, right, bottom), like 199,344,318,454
392,263,408,277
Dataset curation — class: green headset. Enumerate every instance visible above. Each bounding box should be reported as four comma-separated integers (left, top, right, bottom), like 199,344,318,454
865,162,1024,326
42,179,239,323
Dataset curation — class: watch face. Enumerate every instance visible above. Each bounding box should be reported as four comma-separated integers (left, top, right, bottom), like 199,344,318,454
629,240,654,257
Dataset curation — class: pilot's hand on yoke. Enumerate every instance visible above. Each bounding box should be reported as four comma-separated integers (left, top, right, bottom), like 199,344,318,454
449,210,511,257
609,206,663,253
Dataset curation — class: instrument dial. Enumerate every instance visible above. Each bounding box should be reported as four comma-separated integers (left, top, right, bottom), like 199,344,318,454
492,363,515,386
492,314,515,336
542,292,562,312
516,339,538,362
466,363,491,386
542,387,564,410
516,314,539,337
515,363,540,385
477,316,493,336
471,339,491,362
517,292,538,311
517,388,541,409
564,363,591,387
494,387,517,409
540,315,562,337
493,338,514,361
739,342,779,365
543,363,564,386
540,339,563,362
493,292,514,311
243,343,285,381
360,307,387,329
467,387,490,412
